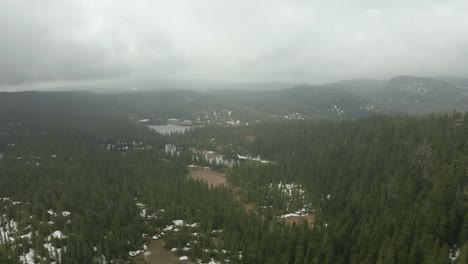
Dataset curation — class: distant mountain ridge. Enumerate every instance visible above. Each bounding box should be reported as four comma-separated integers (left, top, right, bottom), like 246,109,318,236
324,78,387,97
277,85,377,118
381,75,468,112
385,75,461,98
1,75,467,123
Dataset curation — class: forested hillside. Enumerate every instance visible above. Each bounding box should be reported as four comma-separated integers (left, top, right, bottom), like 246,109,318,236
0,91,467,263
169,114,468,263
2,0,468,262
382,76,468,113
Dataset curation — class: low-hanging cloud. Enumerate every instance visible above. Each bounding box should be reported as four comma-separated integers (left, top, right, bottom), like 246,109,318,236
1,0,468,89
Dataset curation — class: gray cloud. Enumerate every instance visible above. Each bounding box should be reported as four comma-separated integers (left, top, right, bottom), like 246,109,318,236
1,0,468,89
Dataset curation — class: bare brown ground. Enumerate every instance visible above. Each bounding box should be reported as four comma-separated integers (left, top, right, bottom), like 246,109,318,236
132,239,184,264
187,166,256,213
283,214,315,228
189,168,256,212
188,166,227,187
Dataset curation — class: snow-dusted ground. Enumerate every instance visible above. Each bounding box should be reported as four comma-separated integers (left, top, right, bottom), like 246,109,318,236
47,209,56,216
103,139,153,152
19,248,35,264
132,199,239,263
332,105,345,116
261,183,315,221
62,211,71,217
0,215,18,244
128,250,142,257
1,198,72,263
45,230,67,241
236,154,273,164
449,246,461,262
20,232,32,239
44,243,66,263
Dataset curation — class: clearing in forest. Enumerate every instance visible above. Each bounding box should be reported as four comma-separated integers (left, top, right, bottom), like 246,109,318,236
187,166,315,227
187,165,227,187
132,239,184,264
188,166,258,213
282,214,315,227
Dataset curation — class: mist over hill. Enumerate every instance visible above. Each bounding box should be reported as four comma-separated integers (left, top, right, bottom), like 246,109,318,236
2,74,468,124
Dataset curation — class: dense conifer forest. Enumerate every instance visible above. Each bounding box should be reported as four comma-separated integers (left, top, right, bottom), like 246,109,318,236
2,0,468,263
0,93,467,263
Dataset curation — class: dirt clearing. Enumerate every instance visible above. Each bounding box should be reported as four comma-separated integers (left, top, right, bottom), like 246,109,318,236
132,239,184,264
282,214,315,228
187,165,227,187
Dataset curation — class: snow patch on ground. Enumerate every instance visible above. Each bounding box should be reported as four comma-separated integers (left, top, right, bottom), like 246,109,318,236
19,248,36,264
0,215,18,244
332,105,345,116
278,213,302,218
128,250,141,257
44,243,66,262
449,247,461,262
45,230,67,241
128,242,148,258
173,219,184,226
47,209,56,216
20,232,32,240
62,211,71,217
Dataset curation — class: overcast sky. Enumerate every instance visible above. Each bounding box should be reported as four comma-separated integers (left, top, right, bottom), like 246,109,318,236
1,0,468,90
